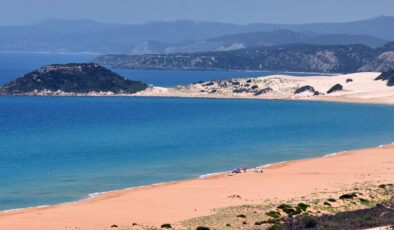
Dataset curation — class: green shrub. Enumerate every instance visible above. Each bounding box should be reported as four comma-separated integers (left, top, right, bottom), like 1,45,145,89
359,198,369,205
242,221,247,225
327,84,343,94
297,203,310,211
375,69,394,86
251,85,258,89
277,204,292,210
232,81,240,85
196,227,210,230
161,223,172,228
327,198,337,202
378,184,386,189
233,88,249,93
111,225,118,228
226,223,231,227
204,82,214,86
339,193,357,199
254,221,263,225
324,201,331,206
266,211,281,219
265,219,280,224
246,79,252,83
277,204,302,216
237,214,246,218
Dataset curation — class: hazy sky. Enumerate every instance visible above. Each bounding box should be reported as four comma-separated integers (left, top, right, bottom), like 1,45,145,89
1,0,394,25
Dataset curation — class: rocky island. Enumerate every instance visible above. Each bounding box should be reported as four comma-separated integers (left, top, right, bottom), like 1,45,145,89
0,63,148,96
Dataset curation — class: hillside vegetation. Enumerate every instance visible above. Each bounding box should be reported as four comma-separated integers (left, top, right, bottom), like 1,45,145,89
375,69,394,86
93,42,394,73
0,63,147,95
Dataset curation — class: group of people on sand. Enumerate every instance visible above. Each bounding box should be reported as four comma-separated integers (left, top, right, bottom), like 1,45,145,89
229,166,263,176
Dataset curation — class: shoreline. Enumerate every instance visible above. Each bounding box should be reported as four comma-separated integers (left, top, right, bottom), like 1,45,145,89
1,142,392,213
2,72,393,105
1,94,393,106
1,143,393,229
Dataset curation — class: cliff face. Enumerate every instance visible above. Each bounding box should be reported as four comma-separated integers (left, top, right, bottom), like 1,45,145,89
93,43,394,73
0,63,148,95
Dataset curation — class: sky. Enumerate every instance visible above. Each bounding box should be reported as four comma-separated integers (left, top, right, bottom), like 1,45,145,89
1,0,394,26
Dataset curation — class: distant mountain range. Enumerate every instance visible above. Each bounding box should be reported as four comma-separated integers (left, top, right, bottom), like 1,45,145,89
0,16,394,54
93,42,394,73
131,30,386,55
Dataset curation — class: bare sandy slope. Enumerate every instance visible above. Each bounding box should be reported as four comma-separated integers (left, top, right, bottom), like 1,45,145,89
1,144,393,230
135,72,394,105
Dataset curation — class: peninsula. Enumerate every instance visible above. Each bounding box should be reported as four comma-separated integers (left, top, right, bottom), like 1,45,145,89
1,66,393,105
135,71,394,105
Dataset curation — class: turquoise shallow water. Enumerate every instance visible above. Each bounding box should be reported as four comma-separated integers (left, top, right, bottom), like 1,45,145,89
0,96,393,211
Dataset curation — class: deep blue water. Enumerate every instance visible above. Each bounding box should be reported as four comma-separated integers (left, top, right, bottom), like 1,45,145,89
111,69,322,87
0,53,393,211
0,53,322,87
0,96,393,211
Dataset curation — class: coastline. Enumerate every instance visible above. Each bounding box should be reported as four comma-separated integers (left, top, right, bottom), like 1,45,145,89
1,143,393,230
1,94,393,106
2,72,393,105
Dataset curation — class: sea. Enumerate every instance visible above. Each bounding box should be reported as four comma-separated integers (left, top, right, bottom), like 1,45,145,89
0,53,393,211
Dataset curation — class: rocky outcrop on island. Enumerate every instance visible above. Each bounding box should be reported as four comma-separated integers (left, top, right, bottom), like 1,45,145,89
0,63,148,96
327,84,343,94
93,42,394,73
294,85,316,94
375,69,394,86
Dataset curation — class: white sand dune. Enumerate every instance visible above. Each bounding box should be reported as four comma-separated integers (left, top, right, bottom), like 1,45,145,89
135,72,394,105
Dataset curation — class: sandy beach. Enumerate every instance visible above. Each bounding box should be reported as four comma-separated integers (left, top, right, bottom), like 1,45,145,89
1,144,393,230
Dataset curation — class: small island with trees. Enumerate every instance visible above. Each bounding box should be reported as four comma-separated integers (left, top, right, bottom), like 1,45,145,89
0,63,148,96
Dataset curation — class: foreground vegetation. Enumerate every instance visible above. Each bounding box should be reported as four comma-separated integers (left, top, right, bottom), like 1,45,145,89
100,183,393,230
180,183,393,230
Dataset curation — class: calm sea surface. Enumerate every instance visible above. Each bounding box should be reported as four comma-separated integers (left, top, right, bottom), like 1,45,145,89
0,53,393,211
0,53,322,87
